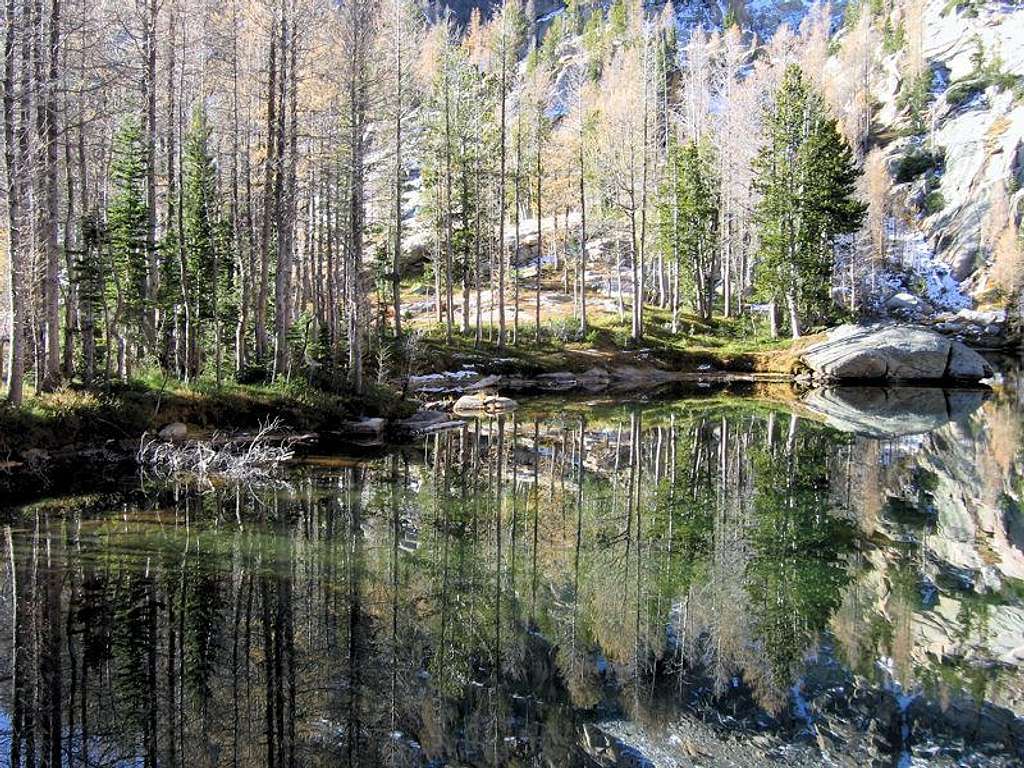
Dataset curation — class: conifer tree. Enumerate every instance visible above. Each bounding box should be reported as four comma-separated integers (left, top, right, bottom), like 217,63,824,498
659,138,719,321
107,117,151,375
181,106,223,380
76,212,108,384
753,65,866,338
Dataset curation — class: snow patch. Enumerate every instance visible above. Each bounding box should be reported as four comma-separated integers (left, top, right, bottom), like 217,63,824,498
888,220,972,311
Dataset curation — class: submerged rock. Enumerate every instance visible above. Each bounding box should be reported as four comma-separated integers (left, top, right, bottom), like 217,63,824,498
395,409,464,436
338,417,386,445
158,422,188,441
452,393,518,415
801,324,993,383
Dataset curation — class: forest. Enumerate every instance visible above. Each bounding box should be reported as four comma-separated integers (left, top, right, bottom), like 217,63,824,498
0,0,1018,408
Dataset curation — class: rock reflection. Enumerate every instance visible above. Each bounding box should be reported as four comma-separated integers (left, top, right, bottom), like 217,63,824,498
798,385,988,438
1,392,1022,766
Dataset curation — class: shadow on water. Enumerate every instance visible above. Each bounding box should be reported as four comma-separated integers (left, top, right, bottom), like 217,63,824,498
1,381,1023,767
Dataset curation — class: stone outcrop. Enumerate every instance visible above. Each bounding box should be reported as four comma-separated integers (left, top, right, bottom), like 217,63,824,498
800,324,993,383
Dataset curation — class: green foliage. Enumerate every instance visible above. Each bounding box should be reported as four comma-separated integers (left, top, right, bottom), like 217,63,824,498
182,106,222,324
753,65,866,332
882,18,906,54
107,117,151,340
658,138,720,320
895,147,943,183
607,0,628,41
723,6,739,30
540,12,571,67
941,0,984,17
179,104,235,380
944,42,1021,109
581,10,606,78
747,426,856,690
897,68,934,135
924,190,946,215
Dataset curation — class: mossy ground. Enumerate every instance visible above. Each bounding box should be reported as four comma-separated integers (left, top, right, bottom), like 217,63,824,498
412,305,813,376
0,373,414,462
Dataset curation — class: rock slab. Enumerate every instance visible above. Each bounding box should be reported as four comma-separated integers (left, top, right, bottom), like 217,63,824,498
800,324,992,382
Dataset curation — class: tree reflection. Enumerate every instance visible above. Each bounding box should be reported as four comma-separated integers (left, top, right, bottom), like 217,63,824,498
1,403,864,766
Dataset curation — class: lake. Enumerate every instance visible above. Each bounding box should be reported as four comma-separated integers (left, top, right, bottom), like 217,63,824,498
2,381,1023,767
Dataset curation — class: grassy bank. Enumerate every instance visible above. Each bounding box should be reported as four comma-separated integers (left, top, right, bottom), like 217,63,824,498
412,308,811,377
0,374,414,462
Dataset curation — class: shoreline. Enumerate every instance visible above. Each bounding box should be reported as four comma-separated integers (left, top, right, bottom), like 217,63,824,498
0,327,1011,505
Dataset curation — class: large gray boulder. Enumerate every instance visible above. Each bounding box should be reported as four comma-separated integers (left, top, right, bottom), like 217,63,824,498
800,324,993,382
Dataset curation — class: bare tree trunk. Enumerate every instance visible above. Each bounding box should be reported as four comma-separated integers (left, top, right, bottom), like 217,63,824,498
256,11,278,365
39,0,61,389
391,0,403,340
786,292,801,339
273,2,291,378
3,0,24,404
497,18,507,348
231,0,248,372
165,2,178,371
443,48,454,342
534,83,542,342
345,0,368,393
578,116,587,336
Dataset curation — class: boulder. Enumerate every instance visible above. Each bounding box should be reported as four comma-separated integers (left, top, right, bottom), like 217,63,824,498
800,324,993,382
158,422,188,441
342,417,385,434
339,418,386,445
884,292,931,316
452,393,518,415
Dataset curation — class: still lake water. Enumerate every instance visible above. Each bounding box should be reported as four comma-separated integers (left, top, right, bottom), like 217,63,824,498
2,382,1023,767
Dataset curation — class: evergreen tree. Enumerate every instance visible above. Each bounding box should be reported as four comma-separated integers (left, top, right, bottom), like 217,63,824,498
181,105,225,380
659,138,719,321
107,118,150,370
76,212,108,383
753,65,866,338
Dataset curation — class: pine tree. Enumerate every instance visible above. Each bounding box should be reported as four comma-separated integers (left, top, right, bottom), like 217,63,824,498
181,105,224,380
753,65,866,338
659,138,719,321
76,212,108,384
107,117,151,374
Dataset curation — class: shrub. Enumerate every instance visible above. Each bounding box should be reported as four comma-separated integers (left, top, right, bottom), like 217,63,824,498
924,191,946,215
946,79,984,107
235,362,271,385
547,316,582,342
896,148,941,183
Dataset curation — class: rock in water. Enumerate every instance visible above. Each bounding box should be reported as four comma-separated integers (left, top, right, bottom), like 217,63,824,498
452,393,518,415
800,324,993,383
158,422,188,441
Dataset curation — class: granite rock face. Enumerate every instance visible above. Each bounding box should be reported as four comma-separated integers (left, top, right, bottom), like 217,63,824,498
800,325,993,382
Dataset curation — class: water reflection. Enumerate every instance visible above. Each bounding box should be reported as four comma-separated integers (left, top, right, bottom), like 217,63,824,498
2,390,1023,767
